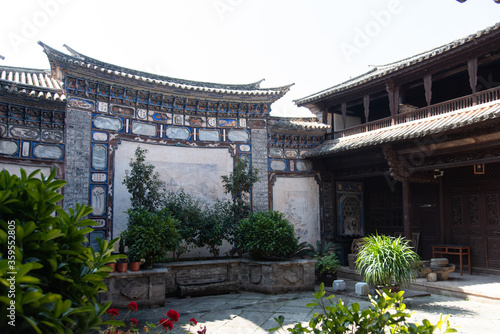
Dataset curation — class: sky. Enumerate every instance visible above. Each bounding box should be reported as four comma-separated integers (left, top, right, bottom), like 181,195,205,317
0,0,499,117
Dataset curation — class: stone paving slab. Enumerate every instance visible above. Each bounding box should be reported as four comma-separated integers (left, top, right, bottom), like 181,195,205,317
110,277,500,334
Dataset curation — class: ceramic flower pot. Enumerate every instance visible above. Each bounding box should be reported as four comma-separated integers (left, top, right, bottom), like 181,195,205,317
129,261,141,271
116,261,128,272
106,262,116,273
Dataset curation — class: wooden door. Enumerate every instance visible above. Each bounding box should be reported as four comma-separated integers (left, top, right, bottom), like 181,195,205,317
445,182,500,270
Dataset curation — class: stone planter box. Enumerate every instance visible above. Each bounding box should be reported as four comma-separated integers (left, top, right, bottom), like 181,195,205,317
240,258,316,294
163,259,240,297
103,258,316,306
101,268,167,308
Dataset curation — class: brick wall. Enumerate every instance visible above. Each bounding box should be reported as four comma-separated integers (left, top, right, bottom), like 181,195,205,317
251,128,269,211
63,108,91,210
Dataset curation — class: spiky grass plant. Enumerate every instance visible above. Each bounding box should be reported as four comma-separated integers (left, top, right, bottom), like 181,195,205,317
355,234,421,288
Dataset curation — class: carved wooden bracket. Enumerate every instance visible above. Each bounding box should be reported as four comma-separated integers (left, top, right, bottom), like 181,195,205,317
382,144,407,181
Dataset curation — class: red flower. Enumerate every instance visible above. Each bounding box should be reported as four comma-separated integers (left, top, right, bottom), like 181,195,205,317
189,318,198,325
130,317,138,325
128,301,138,312
166,309,179,322
107,308,119,317
160,318,173,331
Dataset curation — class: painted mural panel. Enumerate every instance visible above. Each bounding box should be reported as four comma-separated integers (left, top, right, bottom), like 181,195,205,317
90,185,106,216
132,122,157,137
10,126,40,140
228,129,249,142
33,144,63,160
92,144,107,170
272,176,320,245
93,116,123,131
0,140,18,155
166,127,190,140
199,129,219,141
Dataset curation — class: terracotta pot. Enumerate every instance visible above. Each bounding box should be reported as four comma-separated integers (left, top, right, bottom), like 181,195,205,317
106,262,116,273
129,261,141,271
116,261,128,272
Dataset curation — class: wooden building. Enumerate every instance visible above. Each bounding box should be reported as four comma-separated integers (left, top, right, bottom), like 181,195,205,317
295,23,500,274
295,24,500,273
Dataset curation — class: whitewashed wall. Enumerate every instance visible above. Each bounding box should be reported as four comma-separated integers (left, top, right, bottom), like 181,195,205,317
112,140,234,257
272,176,321,246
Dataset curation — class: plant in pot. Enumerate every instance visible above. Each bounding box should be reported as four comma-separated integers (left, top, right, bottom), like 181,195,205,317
315,252,341,286
234,210,300,260
355,234,422,293
127,245,145,271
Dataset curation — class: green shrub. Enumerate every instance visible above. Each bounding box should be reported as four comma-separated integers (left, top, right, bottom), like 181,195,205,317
272,284,456,334
235,210,299,259
196,199,234,257
123,146,164,212
122,209,181,265
162,189,205,258
221,156,259,222
0,168,124,333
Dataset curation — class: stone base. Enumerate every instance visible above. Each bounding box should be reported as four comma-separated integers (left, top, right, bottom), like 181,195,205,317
348,254,357,270
100,268,167,308
239,258,316,294
164,259,240,297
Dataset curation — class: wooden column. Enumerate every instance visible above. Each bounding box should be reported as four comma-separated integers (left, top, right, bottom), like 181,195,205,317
424,74,432,106
386,80,399,124
363,95,370,122
402,176,412,242
468,58,478,104
341,102,347,129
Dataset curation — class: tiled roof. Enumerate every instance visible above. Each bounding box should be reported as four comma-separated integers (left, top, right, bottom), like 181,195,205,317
0,66,66,102
304,101,500,157
296,22,500,105
39,42,293,99
269,116,330,135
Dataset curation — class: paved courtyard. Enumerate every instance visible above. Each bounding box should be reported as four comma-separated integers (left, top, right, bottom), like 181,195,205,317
122,279,500,334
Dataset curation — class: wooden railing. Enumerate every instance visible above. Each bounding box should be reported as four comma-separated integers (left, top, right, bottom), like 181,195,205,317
332,86,500,139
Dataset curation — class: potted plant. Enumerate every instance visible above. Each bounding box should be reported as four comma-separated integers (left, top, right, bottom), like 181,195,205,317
315,252,341,285
116,258,128,272
355,234,421,292
127,245,144,271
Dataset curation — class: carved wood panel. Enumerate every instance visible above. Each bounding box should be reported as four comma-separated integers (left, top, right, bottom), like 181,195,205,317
446,180,500,270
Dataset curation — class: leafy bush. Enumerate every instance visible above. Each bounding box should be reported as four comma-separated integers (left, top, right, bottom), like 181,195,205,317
122,209,181,266
235,210,299,259
123,146,164,212
163,191,235,258
355,234,421,288
196,199,234,257
221,156,259,222
0,168,124,333
162,190,205,258
272,284,456,334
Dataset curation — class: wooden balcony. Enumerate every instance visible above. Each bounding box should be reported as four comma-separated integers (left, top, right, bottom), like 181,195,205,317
332,86,500,139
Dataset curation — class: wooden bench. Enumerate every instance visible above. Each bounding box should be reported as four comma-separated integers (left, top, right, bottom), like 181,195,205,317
432,245,471,276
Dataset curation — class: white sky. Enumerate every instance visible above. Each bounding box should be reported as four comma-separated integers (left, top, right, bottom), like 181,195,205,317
0,0,499,117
